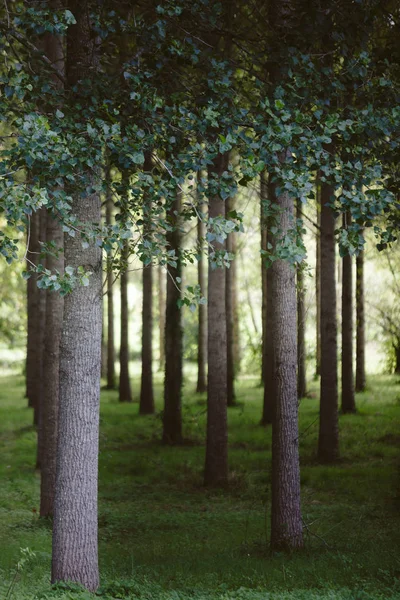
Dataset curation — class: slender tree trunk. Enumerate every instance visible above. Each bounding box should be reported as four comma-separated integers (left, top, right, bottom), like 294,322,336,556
39,14,64,518
296,200,307,400
196,181,207,394
52,3,101,589
341,213,356,413
26,211,40,406
355,247,366,392
262,177,274,426
34,210,47,440
140,155,155,414
395,345,400,374
261,170,268,386
106,167,116,390
315,181,321,378
318,179,339,462
204,154,228,486
158,266,165,371
163,190,183,444
269,161,303,551
226,195,236,407
119,239,132,402
101,319,107,379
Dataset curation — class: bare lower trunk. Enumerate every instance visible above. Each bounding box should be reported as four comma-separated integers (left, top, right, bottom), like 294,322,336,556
296,201,307,400
52,3,101,590
270,176,303,551
355,248,366,392
163,190,183,444
204,154,228,486
35,209,47,465
262,176,274,426
119,240,132,402
341,213,356,413
26,211,40,407
315,181,321,378
106,167,116,390
226,195,236,407
318,180,339,462
196,188,207,394
261,170,268,386
158,266,165,371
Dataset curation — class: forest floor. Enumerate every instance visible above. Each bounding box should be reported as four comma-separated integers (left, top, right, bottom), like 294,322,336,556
0,370,400,599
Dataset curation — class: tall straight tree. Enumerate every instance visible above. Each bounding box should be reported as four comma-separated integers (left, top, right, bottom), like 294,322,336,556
163,189,183,444
318,175,339,462
261,170,268,386
341,213,356,413
139,154,155,415
355,245,366,392
196,172,207,394
226,194,236,407
119,174,133,403
204,154,228,486
158,265,165,371
39,7,64,518
315,179,321,378
105,165,116,390
296,200,307,400
261,175,274,426
52,0,102,590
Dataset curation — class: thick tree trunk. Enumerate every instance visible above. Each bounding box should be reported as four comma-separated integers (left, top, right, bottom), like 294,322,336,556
119,239,132,402
52,2,101,589
158,266,165,371
39,16,64,518
315,181,321,378
105,167,116,390
226,195,236,407
204,154,228,486
269,173,303,551
261,177,274,426
296,200,307,400
196,186,207,394
140,156,155,415
318,180,339,462
355,247,366,392
341,213,356,413
163,190,183,444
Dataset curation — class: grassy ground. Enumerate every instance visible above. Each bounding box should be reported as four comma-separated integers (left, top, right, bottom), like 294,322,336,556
0,369,400,599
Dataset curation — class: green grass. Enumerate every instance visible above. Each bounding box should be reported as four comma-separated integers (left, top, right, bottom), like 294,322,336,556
1,368,400,599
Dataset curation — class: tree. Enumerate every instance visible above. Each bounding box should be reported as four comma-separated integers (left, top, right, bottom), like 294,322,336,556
261,174,274,426
226,194,237,407
296,200,307,400
119,174,133,404
318,177,339,462
341,213,356,413
105,165,116,390
204,154,229,486
163,189,183,444
196,173,207,394
355,246,366,392
52,0,102,590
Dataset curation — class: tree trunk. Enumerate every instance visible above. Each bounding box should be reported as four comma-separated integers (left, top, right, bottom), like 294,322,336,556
318,179,339,462
315,180,321,378
261,177,274,426
204,154,228,486
106,166,116,390
119,239,132,403
26,210,40,406
39,14,64,518
355,247,366,392
163,190,183,444
296,200,307,400
140,155,155,415
52,2,101,589
158,266,165,371
196,180,207,394
341,213,356,413
395,346,400,374
226,194,236,407
261,170,268,386
34,209,47,444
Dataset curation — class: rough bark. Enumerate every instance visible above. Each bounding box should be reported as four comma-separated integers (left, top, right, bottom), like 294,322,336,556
139,155,155,414
269,168,303,551
52,2,101,589
318,180,339,462
196,180,207,394
355,247,366,392
119,239,132,403
158,266,165,371
296,200,307,400
262,177,274,426
341,213,356,413
39,15,64,518
315,181,321,378
106,166,116,390
163,190,183,444
204,154,228,486
226,194,236,407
